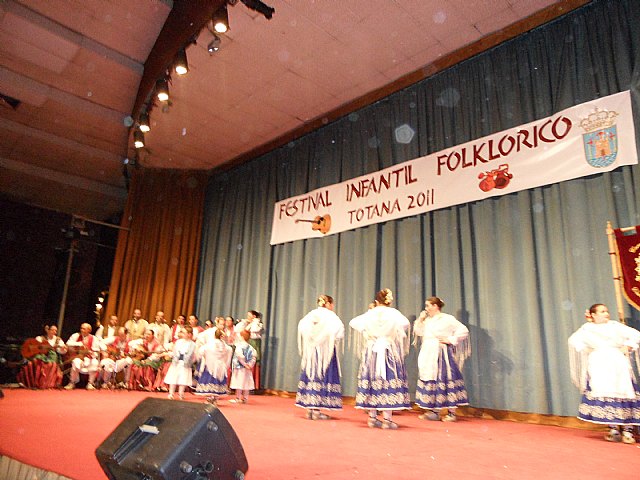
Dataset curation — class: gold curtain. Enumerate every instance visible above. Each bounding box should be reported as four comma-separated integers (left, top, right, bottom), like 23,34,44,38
105,168,207,324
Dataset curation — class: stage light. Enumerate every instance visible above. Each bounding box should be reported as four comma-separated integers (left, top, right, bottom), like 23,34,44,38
212,5,229,33
174,48,189,75
156,78,169,102
139,112,150,132
240,0,274,19
134,130,145,149
208,34,221,54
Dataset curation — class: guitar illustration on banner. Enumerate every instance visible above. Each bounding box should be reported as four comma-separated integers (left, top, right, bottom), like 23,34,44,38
295,214,332,234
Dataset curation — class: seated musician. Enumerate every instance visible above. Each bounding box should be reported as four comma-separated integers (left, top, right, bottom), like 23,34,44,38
127,329,163,390
152,327,177,393
171,315,187,343
18,325,67,389
64,323,104,390
96,315,119,340
99,327,131,388
149,311,171,346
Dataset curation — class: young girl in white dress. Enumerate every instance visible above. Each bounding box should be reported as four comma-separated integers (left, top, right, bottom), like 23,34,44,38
229,329,257,403
165,326,196,400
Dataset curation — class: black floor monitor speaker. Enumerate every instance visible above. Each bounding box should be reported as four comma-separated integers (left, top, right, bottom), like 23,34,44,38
96,398,248,480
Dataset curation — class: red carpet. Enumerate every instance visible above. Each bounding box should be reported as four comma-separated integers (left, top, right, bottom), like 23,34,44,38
1,388,639,479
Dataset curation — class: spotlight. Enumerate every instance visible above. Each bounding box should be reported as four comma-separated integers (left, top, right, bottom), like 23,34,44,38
208,34,221,54
139,112,150,132
134,130,145,149
156,78,169,102
240,0,274,19
212,5,229,33
174,48,189,75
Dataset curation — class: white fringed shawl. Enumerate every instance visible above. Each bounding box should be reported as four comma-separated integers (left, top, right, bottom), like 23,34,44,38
413,312,470,381
568,320,640,397
349,306,410,379
298,307,345,379
198,338,232,378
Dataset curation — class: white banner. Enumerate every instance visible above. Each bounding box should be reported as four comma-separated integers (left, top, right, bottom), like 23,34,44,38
271,91,638,245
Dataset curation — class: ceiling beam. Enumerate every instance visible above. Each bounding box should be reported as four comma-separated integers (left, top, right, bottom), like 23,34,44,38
0,156,127,198
131,0,225,121
1,0,144,74
0,67,128,126
0,117,123,164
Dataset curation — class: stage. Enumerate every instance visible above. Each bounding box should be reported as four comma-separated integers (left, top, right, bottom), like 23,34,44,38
0,388,639,479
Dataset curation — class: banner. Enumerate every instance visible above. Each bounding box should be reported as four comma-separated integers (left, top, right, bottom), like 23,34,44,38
614,226,640,311
271,91,638,245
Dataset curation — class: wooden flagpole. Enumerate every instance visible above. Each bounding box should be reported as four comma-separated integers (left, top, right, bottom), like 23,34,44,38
606,221,631,324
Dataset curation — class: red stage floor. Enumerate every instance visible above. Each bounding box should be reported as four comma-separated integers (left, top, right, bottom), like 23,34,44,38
1,388,639,479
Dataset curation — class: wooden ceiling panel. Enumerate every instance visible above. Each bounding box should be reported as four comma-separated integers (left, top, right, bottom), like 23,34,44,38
447,0,512,25
0,29,69,76
337,4,439,69
67,49,141,113
287,45,358,97
0,46,139,115
215,41,287,89
507,0,559,17
234,95,297,128
382,43,448,83
1,11,79,72
0,128,21,156
282,0,366,41
473,7,521,36
21,0,171,62
0,164,125,218
0,64,48,106
248,1,338,64
169,50,253,109
0,105,125,159
263,70,334,112
138,136,237,170
6,138,124,185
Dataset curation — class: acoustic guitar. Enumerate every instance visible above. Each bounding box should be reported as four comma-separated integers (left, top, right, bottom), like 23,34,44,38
21,338,55,359
295,214,332,234
63,345,93,362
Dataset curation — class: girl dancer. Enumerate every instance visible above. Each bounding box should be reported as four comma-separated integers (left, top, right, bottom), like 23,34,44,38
568,303,640,443
165,326,196,400
195,329,232,404
229,330,257,404
414,296,470,422
349,288,411,429
295,294,344,420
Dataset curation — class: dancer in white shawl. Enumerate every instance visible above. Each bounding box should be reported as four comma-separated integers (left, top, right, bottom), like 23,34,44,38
195,328,233,404
295,294,345,420
349,288,411,429
165,326,197,400
414,296,470,422
568,303,640,444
